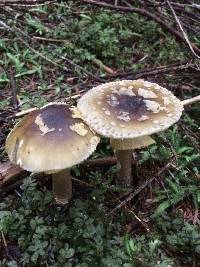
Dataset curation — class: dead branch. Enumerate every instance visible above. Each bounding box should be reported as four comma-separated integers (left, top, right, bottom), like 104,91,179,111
179,122,200,154
82,0,200,56
109,162,172,215
0,20,104,83
106,61,196,79
0,161,27,186
182,95,200,106
10,93,84,119
14,107,38,118
82,157,136,167
91,58,115,74
166,0,200,59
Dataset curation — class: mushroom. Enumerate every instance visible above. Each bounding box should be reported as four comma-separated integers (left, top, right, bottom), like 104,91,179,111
6,102,100,204
77,79,183,186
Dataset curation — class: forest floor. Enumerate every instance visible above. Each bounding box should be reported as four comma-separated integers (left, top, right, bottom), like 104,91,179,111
0,1,200,266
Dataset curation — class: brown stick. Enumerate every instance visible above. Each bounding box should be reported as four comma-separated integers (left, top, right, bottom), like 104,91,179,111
12,93,84,119
109,162,172,215
106,61,195,79
81,156,134,167
14,107,38,117
82,0,200,56
0,161,27,186
91,58,115,74
0,20,104,83
166,0,200,59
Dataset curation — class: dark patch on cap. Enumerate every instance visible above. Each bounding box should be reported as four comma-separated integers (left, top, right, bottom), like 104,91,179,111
40,104,73,130
117,94,146,114
31,104,84,142
7,104,86,150
107,94,149,120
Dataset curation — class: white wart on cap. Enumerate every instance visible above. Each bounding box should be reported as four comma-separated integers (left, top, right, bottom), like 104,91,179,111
6,103,100,172
77,80,183,138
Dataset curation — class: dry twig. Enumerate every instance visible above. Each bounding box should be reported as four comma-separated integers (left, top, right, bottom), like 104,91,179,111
182,95,200,106
0,20,104,83
109,162,172,215
82,0,200,55
106,61,196,79
166,0,200,59
0,0,56,7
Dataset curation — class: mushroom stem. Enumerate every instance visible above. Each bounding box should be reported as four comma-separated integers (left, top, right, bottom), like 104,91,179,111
115,150,133,187
111,136,155,187
52,169,72,205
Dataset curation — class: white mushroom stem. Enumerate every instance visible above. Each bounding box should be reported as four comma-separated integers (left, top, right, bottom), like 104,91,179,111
182,95,200,106
115,150,133,187
52,169,72,205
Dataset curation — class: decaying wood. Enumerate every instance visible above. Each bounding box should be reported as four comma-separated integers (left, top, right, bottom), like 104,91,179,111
0,161,27,187
82,157,134,168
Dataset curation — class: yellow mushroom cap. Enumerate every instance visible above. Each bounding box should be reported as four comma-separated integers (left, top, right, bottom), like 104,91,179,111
77,80,183,139
6,103,100,172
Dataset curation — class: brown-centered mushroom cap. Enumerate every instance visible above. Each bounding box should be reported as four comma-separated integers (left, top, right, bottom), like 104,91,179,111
77,80,183,139
6,103,99,172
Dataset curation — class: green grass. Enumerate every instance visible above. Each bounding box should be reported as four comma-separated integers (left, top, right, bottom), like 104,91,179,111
0,1,200,266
